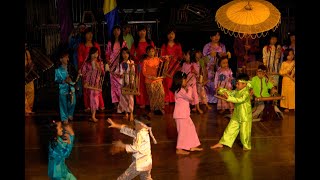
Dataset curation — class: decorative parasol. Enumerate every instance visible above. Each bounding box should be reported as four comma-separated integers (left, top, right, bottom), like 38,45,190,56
215,0,281,39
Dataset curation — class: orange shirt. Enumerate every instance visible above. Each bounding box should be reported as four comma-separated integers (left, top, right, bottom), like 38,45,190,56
142,57,163,84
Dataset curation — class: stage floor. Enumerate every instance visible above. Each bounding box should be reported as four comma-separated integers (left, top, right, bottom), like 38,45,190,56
25,103,295,180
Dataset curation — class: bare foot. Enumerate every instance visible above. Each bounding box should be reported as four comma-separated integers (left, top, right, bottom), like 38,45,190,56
197,109,203,114
191,108,197,112
90,117,98,123
210,143,223,149
176,149,190,155
284,109,289,113
243,148,251,151
190,147,203,152
206,105,212,110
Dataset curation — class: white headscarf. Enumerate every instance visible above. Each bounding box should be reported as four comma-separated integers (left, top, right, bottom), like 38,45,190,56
134,120,157,144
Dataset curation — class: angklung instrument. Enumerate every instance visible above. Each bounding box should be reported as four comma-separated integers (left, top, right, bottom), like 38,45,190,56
83,61,105,91
164,56,181,78
121,62,140,95
156,58,170,78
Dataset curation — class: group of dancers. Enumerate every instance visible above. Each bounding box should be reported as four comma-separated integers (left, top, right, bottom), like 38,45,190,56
26,24,296,179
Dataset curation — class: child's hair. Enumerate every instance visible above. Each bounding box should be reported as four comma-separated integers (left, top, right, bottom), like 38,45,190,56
48,120,61,149
218,55,229,66
85,46,99,62
209,30,221,37
135,115,152,127
189,49,201,63
146,45,155,53
283,48,294,61
119,47,130,62
170,71,187,93
257,64,267,71
236,73,250,82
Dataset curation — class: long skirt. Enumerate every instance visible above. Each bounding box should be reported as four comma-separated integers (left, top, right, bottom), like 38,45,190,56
145,81,165,111
117,94,134,113
25,81,35,113
110,74,122,103
136,73,149,106
163,77,175,103
175,117,201,150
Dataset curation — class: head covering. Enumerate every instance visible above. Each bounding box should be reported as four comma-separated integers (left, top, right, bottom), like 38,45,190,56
134,116,157,144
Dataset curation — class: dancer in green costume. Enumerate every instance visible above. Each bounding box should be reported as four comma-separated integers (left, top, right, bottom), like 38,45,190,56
211,73,253,150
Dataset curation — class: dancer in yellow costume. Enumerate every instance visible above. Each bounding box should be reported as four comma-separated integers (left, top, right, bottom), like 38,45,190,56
211,73,252,150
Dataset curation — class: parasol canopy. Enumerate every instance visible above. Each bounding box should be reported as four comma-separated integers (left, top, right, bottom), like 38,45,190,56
215,0,281,39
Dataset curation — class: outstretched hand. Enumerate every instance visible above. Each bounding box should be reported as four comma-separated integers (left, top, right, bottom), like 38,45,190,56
107,118,116,128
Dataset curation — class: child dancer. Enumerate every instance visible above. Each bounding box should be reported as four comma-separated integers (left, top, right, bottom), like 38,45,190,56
210,73,253,150
170,71,203,155
80,47,105,122
142,45,166,115
250,64,282,121
214,55,234,114
117,47,135,121
181,50,203,114
55,50,77,124
195,50,212,110
106,116,157,180
279,48,295,112
48,120,76,180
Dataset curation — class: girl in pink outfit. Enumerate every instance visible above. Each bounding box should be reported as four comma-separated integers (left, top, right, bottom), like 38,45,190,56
80,47,105,122
181,50,203,114
170,71,203,155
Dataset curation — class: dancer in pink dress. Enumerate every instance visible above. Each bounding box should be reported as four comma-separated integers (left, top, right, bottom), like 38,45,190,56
170,71,203,155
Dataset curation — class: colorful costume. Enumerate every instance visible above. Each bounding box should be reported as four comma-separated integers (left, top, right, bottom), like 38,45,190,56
48,135,76,180
117,60,135,114
217,84,252,150
77,42,104,110
80,60,105,111
279,60,295,110
173,87,201,150
181,62,200,105
117,125,156,180
250,75,274,118
105,41,127,103
160,43,183,103
130,41,155,107
55,66,76,122
203,42,226,103
142,57,165,111
214,67,234,111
